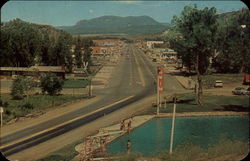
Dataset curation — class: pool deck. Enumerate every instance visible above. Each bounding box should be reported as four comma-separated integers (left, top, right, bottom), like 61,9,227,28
72,111,248,160
72,115,154,161
156,111,249,118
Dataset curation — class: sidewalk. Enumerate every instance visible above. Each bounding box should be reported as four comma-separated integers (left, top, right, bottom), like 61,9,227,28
163,66,195,90
175,76,195,89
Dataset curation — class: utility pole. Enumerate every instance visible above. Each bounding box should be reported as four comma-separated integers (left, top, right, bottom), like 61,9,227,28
83,61,92,98
169,96,176,154
88,77,92,97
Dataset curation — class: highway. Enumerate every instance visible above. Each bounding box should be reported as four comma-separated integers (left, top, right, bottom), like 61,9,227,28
0,43,160,156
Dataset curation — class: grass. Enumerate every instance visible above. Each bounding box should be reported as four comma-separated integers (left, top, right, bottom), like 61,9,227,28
36,140,82,161
191,73,244,89
0,93,86,123
157,139,248,161
142,93,249,114
63,79,89,88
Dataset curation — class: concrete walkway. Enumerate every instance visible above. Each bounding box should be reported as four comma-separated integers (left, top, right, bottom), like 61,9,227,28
72,115,154,161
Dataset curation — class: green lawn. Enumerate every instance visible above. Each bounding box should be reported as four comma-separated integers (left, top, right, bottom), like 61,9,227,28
191,73,244,89
63,79,89,88
36,140,81,161
144,94,249,114
0,94,86,123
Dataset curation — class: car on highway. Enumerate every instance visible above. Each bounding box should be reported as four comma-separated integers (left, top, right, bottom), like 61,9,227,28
232,87,247,95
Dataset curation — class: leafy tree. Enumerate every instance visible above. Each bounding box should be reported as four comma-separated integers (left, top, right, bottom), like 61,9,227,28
39,34,54,65
171,5,218,106
11,76,25,100
82,39,93,73
74,36,84,68
1,19,41,67
11,76,35,100
40,73,64,95
213,8,250,73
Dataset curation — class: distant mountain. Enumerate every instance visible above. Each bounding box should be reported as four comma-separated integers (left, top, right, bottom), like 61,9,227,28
161,22,173,27
57,15,168,35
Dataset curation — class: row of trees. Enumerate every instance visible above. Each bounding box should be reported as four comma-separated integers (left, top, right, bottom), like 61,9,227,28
166,7,249,74
11,73,64,100
165,6,249,106
0,19,93,72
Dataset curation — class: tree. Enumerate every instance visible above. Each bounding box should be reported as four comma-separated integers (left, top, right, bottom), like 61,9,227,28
11,76,35,100
1,19,41,67
74,36,84,68
82,39,93,73
40,73,64,95
171,5,218,106
11,76,26,100
212,8,250,73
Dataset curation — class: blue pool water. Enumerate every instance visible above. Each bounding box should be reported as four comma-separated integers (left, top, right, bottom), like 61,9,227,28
107,115,249,156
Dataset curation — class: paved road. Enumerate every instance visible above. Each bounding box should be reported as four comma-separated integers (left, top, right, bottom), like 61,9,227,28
0,43,186,156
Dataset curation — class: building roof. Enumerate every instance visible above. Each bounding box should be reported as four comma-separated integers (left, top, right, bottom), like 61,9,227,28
0,66,65,73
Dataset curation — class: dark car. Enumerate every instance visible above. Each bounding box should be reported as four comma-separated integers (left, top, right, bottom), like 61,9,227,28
232,87,246,95
243,87,250,95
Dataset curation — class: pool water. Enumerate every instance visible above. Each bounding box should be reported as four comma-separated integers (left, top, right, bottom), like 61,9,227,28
107,115,249,156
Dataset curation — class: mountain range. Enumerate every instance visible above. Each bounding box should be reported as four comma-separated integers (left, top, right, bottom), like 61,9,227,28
57,15,169,35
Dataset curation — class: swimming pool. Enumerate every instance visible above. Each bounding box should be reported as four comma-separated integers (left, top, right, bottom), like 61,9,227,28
107,115,249,156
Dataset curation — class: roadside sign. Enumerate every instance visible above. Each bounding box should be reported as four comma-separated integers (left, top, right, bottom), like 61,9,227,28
0,107,3,113
158,67,164,93
83,61,89,71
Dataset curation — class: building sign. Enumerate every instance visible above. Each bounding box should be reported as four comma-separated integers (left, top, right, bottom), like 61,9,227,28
158,67,164,93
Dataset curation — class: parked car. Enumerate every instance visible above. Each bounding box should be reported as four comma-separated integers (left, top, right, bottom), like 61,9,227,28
214,80,223,88
232,87,246,95
243,87,250,95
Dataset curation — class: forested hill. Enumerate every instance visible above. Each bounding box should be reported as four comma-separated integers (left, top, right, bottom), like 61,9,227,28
1,18,73,67
57,15,168,35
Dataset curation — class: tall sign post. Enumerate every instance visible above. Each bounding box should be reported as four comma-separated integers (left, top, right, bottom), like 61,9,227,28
157,67,164,115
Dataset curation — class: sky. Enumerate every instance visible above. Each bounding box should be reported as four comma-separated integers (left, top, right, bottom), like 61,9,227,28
1,0,247,26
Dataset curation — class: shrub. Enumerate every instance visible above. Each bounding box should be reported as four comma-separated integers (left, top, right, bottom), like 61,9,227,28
40,73,64,95
11,76,36,100
0,99,9,107
18,103,34,110
11,76,25,99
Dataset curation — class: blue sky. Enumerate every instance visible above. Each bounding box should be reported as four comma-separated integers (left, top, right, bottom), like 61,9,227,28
1,1,247,26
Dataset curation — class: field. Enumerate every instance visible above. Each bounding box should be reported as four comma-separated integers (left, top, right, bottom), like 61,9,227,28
142,93,249,114
63,79,89,88
191,73,244,89
0,94,86,123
